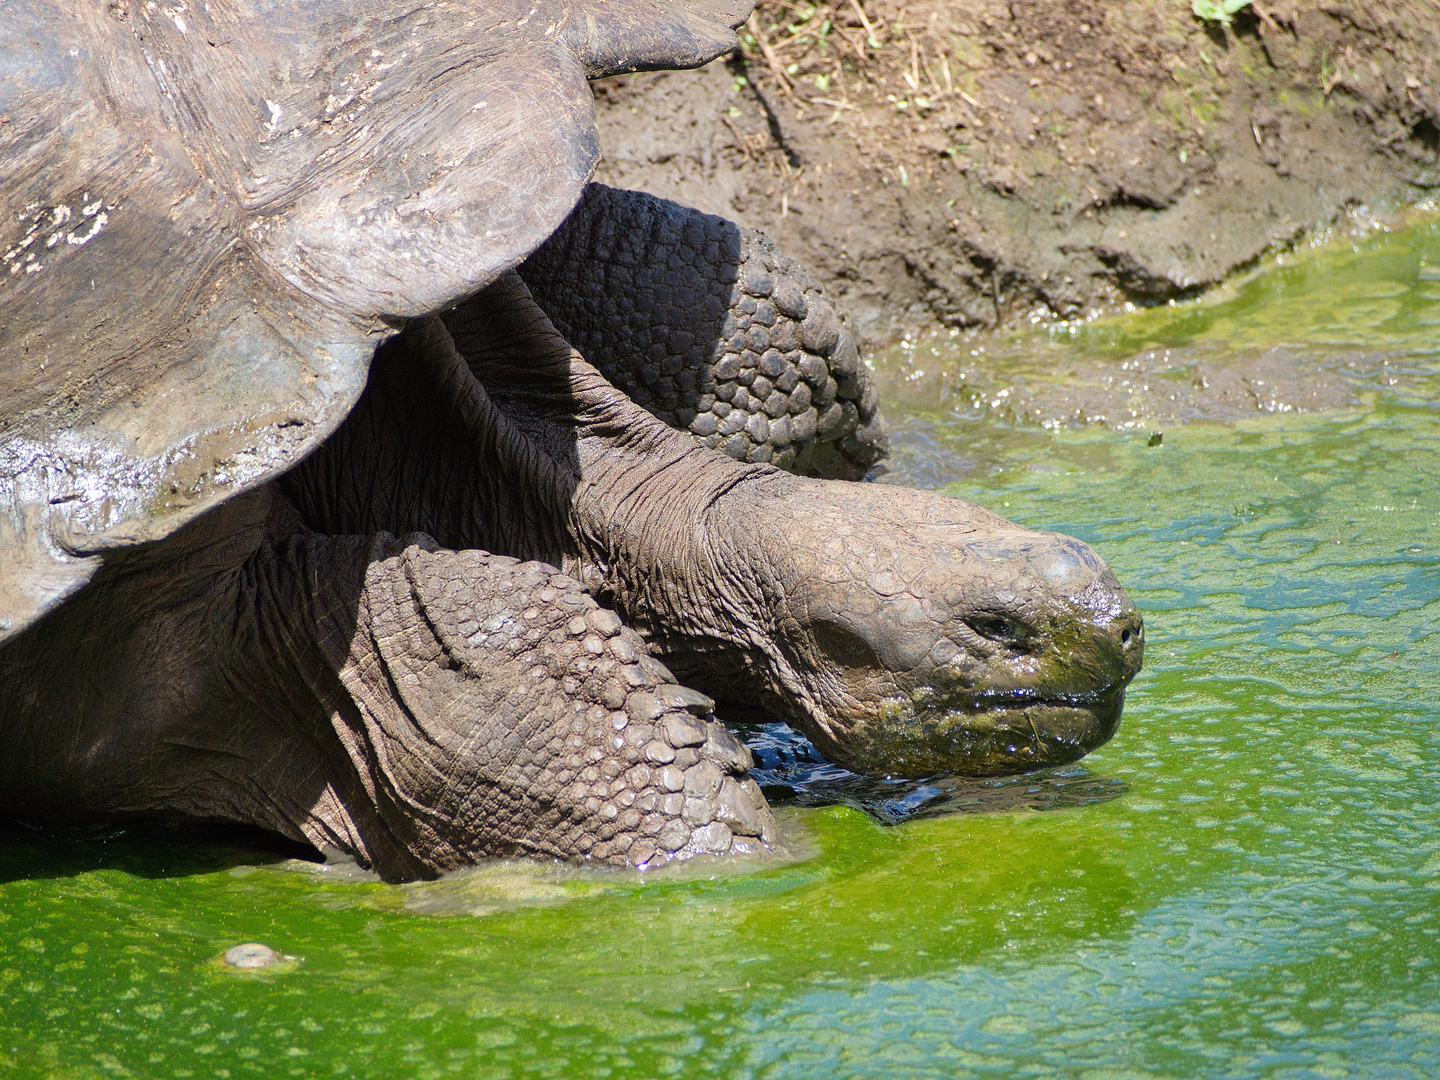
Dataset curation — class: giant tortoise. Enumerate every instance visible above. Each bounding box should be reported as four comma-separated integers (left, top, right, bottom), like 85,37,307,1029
0,0,1143,880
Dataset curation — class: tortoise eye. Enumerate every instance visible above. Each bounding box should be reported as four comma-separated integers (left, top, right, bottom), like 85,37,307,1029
811,620,881,669
964,614,1032,648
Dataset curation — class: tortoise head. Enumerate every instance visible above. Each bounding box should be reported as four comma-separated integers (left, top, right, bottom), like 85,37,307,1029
726,480,1142,777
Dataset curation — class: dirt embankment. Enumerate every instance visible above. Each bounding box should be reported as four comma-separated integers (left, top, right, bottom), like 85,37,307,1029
592,0,1440,342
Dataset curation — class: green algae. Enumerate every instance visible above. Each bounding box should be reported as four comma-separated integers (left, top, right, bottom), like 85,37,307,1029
2,215,1439,1079
1053,203,1440,361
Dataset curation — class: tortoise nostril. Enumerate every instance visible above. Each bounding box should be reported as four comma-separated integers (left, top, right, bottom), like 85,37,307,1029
1120,618,1144,649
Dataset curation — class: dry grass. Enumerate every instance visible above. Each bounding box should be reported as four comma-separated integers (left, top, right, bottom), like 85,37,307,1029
736,0,968,117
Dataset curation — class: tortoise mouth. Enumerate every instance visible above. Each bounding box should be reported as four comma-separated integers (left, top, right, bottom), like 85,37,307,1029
830,684,1127,779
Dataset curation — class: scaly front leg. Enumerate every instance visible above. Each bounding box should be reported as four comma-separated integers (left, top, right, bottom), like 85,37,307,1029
296,535,773,878
519,184,886,478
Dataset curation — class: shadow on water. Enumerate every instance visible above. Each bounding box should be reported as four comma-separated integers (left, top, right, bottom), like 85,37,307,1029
0,816,320,884
742,721,1128,824
0,720,1124,887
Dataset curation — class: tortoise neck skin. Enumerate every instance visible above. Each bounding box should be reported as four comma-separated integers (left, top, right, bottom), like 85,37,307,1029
290,273,1143,779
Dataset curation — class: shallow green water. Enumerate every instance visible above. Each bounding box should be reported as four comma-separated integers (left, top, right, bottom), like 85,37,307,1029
3,216,1439,1080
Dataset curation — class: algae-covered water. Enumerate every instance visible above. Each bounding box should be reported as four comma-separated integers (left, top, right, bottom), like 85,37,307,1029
3,212,1439,1080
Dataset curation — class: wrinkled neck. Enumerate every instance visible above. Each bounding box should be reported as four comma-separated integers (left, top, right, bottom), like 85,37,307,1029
444,279,801,692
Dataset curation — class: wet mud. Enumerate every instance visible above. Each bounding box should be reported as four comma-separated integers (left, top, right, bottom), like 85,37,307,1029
593,0,1439,341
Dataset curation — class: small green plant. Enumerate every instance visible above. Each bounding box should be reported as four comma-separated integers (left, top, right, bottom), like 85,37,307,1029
1192,0,1250,25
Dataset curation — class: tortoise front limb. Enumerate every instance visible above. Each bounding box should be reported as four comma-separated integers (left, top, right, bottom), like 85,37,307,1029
518,183,887,478
292,535,775,880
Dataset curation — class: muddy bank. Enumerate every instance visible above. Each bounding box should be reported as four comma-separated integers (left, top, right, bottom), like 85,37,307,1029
592,0,1440,342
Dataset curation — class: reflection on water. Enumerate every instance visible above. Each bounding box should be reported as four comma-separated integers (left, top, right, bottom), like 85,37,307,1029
747,721,1127,824
1,212,1439,1080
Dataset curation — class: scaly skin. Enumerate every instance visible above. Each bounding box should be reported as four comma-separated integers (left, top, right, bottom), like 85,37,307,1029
520,184,886,478
704,483,1141,775
315,538,774,873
